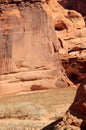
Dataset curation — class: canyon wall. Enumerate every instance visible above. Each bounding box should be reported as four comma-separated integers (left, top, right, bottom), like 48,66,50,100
54,0,86,84
0,0,71,95
0,0,86,129
0,0,86,95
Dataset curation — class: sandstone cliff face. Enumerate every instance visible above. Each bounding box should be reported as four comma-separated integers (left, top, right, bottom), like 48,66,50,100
51,0,86,84
0,1,70,95
43,0,85,30
0,0,86,93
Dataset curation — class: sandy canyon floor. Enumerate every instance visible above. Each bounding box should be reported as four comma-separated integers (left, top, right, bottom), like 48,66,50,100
0,87,77,130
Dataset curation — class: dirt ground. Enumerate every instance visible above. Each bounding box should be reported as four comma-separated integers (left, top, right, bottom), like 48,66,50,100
0,87,77,130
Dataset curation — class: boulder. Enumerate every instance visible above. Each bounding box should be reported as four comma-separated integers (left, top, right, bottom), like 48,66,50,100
55,78,86,129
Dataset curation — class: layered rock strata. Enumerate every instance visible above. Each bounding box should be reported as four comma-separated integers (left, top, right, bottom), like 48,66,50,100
50,0,86,84
0,0,70,95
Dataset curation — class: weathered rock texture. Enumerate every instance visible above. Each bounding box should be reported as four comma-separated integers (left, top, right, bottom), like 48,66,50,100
43,0,85,30
0,1,71,95
44,1,86,129
55,79,86,130
0,0,86,94
57,23,86,84
52,0,86,84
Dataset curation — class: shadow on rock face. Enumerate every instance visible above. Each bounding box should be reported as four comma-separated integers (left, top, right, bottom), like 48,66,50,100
31,85,48,91
80,122,86,130
41,117,63,130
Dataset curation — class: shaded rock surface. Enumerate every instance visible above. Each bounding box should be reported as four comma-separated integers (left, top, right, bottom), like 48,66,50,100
58,0,86,16
57,27,86,84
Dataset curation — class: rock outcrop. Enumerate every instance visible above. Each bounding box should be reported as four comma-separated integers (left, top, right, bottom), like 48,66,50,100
0,0,86,94
57,24,86,84
0,0,71,95
55,78,86,129
51,0,86,84
44,1,86,129
43,0,85,30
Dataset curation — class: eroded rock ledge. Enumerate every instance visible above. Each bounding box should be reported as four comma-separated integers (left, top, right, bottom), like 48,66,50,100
52,0,86,85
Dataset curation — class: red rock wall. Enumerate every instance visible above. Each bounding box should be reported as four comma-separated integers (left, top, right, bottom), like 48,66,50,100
0,1,70,95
